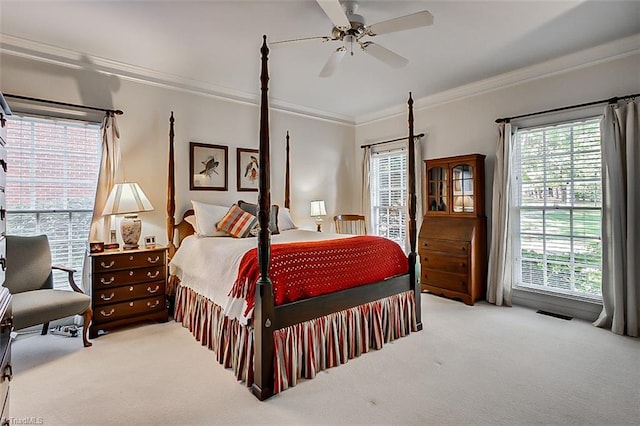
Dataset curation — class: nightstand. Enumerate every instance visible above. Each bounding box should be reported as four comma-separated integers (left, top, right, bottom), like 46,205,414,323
89,246,168,338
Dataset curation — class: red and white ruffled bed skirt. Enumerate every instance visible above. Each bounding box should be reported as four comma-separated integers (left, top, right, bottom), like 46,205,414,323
174,284,418,395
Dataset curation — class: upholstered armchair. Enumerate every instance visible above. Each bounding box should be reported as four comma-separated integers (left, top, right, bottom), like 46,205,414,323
5,235,92,347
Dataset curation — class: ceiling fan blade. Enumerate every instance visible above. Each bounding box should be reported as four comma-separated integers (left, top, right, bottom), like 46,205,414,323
270,36,333,48
361,42,408,68
316,0,351,29
366,10,433,36
319,47,347,78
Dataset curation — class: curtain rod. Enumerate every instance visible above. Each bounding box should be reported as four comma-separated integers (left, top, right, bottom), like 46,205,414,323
495,92,638,124
361,133,424,149
3,93,123,116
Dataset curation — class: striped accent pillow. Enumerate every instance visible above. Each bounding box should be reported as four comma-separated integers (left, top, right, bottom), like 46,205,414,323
216,204,258,238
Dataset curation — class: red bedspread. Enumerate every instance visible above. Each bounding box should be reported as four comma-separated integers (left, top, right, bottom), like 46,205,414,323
229,235,408,317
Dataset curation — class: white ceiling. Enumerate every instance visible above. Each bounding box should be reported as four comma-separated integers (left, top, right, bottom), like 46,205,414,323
1,1,639,121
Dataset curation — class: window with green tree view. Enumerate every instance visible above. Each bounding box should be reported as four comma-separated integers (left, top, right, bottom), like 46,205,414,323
512,118,602,299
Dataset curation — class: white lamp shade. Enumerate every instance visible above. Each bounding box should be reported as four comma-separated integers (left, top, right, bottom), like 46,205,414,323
310,200,327,217
101,182,154,216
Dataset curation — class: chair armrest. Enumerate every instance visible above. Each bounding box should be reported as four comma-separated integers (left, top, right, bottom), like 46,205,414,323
52,265,84,294
52,264,76,274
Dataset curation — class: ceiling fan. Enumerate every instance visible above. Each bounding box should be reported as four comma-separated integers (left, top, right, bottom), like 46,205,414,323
273,0,433,77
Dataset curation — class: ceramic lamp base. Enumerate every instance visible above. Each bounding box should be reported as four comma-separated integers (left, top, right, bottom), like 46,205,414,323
120,214,142,250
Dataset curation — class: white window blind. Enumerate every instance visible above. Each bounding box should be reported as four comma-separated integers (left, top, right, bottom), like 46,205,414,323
370,148,407,250
512,117,602,299
6,114,101,289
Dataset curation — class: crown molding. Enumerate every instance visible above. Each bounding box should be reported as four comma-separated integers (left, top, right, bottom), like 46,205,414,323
355,34,640,126
0,34,355,126
2,33,638,128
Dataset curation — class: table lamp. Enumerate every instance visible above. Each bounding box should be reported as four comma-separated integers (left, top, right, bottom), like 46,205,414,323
310,200,327,232
101,182,154,250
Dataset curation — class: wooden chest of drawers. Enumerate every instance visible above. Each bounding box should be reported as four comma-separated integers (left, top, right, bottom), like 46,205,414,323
89,247,168,338
418,216,486,305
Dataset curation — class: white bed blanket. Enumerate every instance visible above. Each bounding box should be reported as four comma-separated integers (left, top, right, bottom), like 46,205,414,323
169,229,352,325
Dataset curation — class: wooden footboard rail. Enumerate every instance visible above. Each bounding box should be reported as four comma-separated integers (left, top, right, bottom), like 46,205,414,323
250,36,421,401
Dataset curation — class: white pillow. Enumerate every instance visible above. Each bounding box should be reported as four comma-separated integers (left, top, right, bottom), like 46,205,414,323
191,200,230,237
277,207,297,231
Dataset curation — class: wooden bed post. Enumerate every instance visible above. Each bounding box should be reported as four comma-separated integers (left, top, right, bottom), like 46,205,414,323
407,93,422,330
284,131,290,210
252,35,275,401
167,111,176,259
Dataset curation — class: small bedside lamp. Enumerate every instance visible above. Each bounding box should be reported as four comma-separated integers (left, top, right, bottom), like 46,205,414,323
310,200,327,232
102,182,154,250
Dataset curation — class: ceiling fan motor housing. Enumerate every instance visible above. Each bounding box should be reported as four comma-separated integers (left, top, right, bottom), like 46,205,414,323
331,1,366,40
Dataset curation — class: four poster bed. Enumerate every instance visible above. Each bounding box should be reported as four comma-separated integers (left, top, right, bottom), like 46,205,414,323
166,36,422,401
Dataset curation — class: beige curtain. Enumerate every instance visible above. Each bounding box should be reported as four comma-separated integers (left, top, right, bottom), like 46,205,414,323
594,99,639,336
89,112,121,242
362,146,372,233
486,122,515,306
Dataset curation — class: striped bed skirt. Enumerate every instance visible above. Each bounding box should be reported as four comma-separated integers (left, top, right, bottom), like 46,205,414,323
174,283,418,395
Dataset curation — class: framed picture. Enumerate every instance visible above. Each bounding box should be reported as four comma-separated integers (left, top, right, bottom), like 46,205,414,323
190,142,228,191
237,148,259,192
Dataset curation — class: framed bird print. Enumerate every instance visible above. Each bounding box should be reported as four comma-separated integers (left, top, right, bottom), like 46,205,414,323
190,142,228,191
237,148,259,192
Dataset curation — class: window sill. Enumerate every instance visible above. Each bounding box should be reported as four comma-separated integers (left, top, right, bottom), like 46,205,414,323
512,286,602,322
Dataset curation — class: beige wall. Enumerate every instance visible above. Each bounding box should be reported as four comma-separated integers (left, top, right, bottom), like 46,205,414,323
0,53,354,244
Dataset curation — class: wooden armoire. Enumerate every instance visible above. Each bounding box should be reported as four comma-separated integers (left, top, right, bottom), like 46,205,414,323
418,154,487,305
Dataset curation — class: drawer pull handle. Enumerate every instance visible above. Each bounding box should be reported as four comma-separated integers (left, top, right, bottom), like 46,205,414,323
100,292,115,301
129,271,134,276
100,260,115,269
100,277,115,285
2,364,12,382
0,207,5,220
100,308,115,317
0,257,5,271
0,159,6,172
146,270,160,279
147,300,160,308
147,255,160,264
129,255,134,261
461,246,467,251
147,285,160,294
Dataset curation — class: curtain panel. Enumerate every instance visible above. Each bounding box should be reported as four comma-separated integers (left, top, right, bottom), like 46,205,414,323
486,122,515,306
362,146,372,233
594,99,639,337
89,112,122,242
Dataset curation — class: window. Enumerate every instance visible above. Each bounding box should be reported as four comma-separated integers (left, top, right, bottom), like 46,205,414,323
370,148,407,250
512,117,602,299
6,115,101,289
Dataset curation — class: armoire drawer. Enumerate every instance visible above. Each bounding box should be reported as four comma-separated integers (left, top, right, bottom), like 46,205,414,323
421,269,468,293
419,238,470,255
421,251,468,274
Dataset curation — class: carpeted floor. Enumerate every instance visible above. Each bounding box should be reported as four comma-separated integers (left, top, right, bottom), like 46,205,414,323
9,293,639,425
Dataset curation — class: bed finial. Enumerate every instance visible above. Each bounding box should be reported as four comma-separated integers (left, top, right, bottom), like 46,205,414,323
407,91,421,330
285,131,290,209
253,33,275,401
167,111,176,260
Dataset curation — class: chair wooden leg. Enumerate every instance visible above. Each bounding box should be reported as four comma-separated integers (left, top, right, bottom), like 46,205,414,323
82,307,93,347
41,322,50,335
